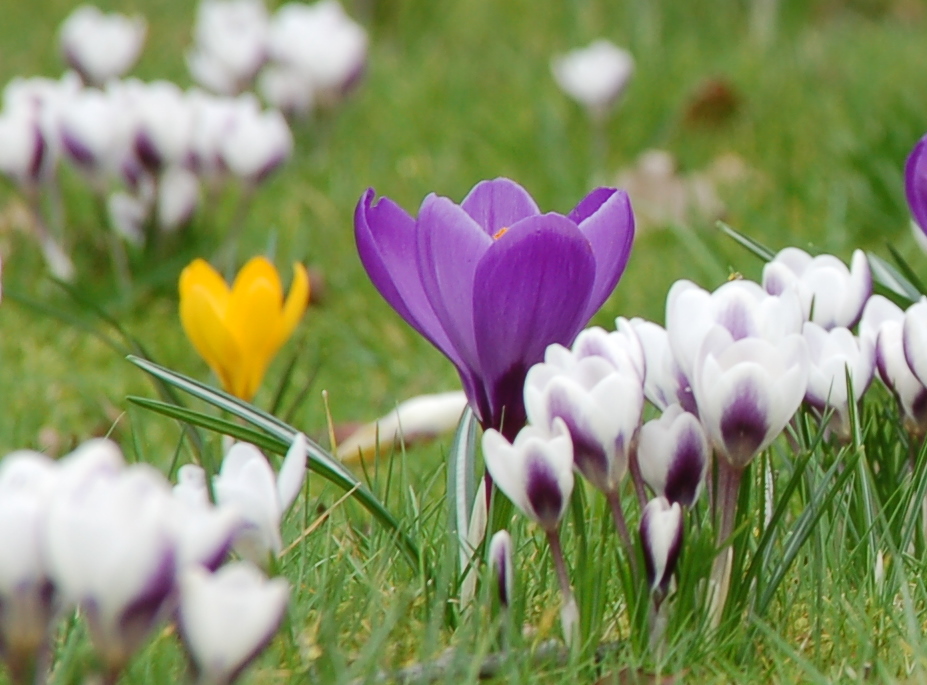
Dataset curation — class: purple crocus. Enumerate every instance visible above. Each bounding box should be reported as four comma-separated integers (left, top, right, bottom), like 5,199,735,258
355,178,634,440
906,134,927,235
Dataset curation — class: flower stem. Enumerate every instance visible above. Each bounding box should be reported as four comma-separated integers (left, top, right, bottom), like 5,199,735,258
628,444,648,510
709,460,742,627
545,529,578,646
606,489,639,580
26,191,74,282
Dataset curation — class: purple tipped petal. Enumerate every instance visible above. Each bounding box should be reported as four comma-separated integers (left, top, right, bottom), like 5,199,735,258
573,189,635,317
473,215,595,433
717,297,754,341
525,453,564,529
720,381,769,465
906,135,927,235
664,423,707,507
460,178,540,234
547,386,610,488
354,189,463,369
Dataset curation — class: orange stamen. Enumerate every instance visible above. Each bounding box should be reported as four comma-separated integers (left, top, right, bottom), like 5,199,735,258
493,226,509,240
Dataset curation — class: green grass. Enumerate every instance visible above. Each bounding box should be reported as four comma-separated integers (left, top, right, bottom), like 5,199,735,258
4,0,927,682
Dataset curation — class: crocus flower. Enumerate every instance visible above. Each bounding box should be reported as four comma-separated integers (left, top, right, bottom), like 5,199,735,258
860,295,927,435
488,530,514,608
692,325,809,470
188,0,269,96
133,81,195,172
178,562,289,685
158,166,200,231
355,178,634,440
482,419,573,532
179,256,309,401
630,318,695,413
906,134,927,238
902,299,927,400
59,5,147,87
212,435,307,563
551,39,634,120
802,322,874,439
218,107,292,183
639,496,683,605
637,404,709,507
762,247,871,329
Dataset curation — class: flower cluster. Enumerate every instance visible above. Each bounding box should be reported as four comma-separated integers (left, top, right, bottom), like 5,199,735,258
188,0,368,115
0,436,303,684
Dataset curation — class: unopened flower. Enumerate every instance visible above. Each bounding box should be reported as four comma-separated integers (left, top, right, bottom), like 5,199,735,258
355,178,634,440
178,562,289,685
639,497,683,603
906,133,927,239
158,166,200,231
133,81,195,172
219,107,292,183
482,419,573,532
637,404,709,507
59,5,146,86
0,108,51,189
488,530,514,608
803,322,874,438
692,325,809,470
188,0,269,95
762,247,871,329
179,256,309,401
551,39,634,119
213,434,307,562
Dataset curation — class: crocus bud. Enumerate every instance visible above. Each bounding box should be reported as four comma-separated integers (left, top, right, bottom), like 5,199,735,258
482,419,574,532
637,404,709,507
257,64,315,117
803,322,874,439
213,435,306,563
178,562,289,685
762,247,871,329
157,166,200,231
630,317,695,414
188,0,269,96
133,81,195,172
640,497,683,603
219,107,292,183
906,134,927,241
0,109,50,189
692,325,809,470
903,299,927,392
59,5,146,87
488,530,514,608
860,295,927,435
551,39,634,120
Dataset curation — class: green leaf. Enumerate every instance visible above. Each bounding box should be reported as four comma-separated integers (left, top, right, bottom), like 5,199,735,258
717,221,776,262
447,406,478,572
867,252,921,305
126,355,421,568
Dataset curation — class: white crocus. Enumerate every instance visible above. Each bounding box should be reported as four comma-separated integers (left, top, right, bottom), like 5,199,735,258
803,322,874,439
257,63,316,117
860,295,927,434
762,247,871,329
630,317,695,413
692,325,809,470
213,434,307,563
178,562,289,685
482,419,573,532
133,81,195,171
551,39,634,120
903,299,927,393
0,108,49,189
59,5,146,86
637,404,709,507
157,165,200,231
188,0,269,95
639,497,684,601
488,530,514,608
219,107,292,183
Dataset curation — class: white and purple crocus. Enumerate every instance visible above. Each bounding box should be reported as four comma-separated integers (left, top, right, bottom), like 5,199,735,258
354,178,634,440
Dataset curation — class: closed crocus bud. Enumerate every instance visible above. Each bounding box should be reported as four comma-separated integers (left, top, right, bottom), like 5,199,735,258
630,317,695,414
551,39,634,120
906,134,927,242
219,107,292,183
564,319,645,382
257,63,315,117
482,419,574,532
0,452,58,680
59,5,146,87
178,562,289,685
803,322,874,439
59,88,127,181
693,326,809,470
268,0,368,105
158,166,200,232
525,352,643,495
666,278,804,388
0,109,50,189
213,435,306,563
134,81,195,172
860,296,927,434
188,0,269,95
637,404,709,507
639,497,683,603
762,247,872,330
45,463,176,676
488,530,514,608
903,299,927,394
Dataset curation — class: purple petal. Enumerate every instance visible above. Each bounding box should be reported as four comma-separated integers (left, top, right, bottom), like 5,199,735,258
473,214,596,435
720,381,769,466
354,189,464,369
716,297,754,340
572,188,635,318
664,423,707,507
416,194,493,373
460,178,540,235
548,386,609,489
906,135,927,235
525,452,564,529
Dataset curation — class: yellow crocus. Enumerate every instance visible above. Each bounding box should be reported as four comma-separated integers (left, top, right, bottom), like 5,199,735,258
179,256,309,402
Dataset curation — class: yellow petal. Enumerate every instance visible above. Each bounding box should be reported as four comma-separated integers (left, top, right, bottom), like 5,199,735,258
277,262,310,349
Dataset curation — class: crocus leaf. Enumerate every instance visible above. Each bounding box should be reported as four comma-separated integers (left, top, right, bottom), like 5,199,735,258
886,243,927,297
717,221,776,262
126,355,420,568
446,405,477,576
867,252,921,305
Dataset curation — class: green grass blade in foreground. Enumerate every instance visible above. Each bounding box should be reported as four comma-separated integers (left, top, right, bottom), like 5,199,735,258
867,252,921,305
717,222,776,262
886,243,927,297
126,355,421,567
447,406,478,572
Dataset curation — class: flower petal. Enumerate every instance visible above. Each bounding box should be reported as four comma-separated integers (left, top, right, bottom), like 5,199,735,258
459,178,540,234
